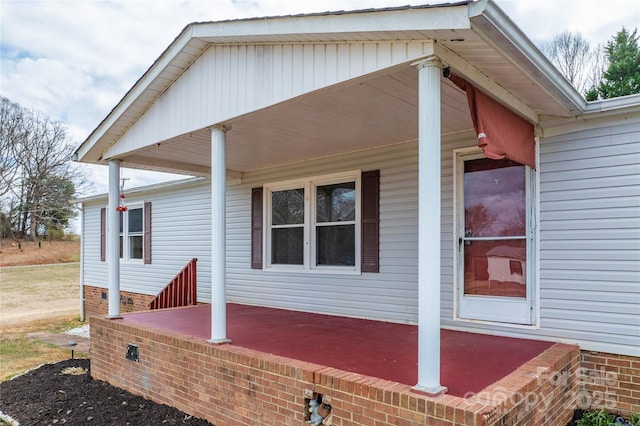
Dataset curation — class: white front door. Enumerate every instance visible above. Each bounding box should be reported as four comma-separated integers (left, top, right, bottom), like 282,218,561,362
456,151,535,325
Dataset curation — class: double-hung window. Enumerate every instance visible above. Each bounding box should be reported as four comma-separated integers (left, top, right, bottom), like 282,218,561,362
100,201,151,264
265,171,361,273
119,205,144,261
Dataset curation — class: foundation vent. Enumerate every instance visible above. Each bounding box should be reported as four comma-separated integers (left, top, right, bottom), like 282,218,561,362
304,390,332,425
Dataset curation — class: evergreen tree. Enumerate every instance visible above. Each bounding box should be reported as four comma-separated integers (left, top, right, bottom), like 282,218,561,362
586,27,640,100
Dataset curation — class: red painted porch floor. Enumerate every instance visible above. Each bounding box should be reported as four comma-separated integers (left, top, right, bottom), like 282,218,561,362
122,303,553,398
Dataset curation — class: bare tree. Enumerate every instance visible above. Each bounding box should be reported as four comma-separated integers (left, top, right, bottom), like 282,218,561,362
541,31,599,94
0,98,24,197
586,44,608,97
0,97,90,240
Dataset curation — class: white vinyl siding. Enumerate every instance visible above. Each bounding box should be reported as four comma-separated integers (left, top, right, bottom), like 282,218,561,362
227,142,420,323
82,181,213,302
81,114,639,356
537,120,640,354
441,119,640,357
82,204,107,287
108,41,436,158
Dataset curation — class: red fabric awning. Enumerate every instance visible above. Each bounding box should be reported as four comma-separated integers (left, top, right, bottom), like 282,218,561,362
449,74,536,169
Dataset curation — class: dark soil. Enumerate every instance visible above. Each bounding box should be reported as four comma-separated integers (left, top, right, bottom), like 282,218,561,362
565,409,638,426
565,409,584,425
0,359,214,425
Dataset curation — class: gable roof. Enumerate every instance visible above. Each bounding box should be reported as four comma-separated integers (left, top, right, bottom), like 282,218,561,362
75,0,586,175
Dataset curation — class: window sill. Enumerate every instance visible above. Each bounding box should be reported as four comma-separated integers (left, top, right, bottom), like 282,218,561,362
262,265,361,276
120,259,145,265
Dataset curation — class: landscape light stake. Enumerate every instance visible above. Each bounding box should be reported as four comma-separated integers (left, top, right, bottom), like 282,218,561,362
67,342,77,359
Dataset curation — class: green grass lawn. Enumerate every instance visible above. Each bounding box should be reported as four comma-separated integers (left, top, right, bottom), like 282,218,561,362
1,263,79,291
1,263,83,381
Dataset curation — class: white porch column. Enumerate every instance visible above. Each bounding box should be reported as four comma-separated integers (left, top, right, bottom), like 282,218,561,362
413,56,447,395
107,160,121,318
209,125,231,344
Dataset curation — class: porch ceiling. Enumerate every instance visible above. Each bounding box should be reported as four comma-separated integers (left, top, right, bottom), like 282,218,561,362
78,1,586,176
123,65,473,175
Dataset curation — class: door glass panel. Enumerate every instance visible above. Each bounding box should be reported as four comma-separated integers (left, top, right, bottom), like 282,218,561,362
463,240,526,298
464,159,525,237
463,158,526,298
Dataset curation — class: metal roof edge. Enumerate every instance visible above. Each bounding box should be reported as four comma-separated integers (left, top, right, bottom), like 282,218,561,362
189,2,471,26
74,176,208,204
469,0,587,116
74,3,473,163
582,93,640,115
74,24,200,162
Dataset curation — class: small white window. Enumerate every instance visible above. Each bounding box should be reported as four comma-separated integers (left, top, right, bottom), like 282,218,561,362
119,205,144,261
265,171,361,273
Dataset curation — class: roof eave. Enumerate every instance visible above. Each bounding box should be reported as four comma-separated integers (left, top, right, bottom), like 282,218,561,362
74,176,208,204
74,3,473,164
469,0,587,116
74,24,204,163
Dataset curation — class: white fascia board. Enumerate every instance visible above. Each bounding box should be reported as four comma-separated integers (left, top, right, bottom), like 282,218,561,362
75,4,472,165
469,0,586,116
434,43,539,124
191,5,470,42
541,94,640,138
74,26,201,163
74,176,208,204
583,93,640,114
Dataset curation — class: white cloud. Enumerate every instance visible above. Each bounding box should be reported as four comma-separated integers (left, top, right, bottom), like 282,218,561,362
1,0,638,200
497,0,639,47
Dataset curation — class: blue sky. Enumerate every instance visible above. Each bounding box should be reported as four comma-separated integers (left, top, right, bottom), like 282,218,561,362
1,0,638,196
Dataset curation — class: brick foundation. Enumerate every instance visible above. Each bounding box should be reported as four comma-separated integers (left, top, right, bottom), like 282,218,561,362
83,285,154,319
579,351,640,417
90,315,579,426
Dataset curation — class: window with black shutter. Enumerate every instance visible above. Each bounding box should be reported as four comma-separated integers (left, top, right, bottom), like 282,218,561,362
100,202,151,264
251,170,379,273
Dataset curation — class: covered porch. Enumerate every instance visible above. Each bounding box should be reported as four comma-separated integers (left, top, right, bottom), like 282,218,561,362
90,303,579,425
77,4,586,424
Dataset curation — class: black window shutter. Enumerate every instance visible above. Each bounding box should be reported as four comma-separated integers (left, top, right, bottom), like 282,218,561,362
100,207,106,262
251,187,263,269
361,170,380,273
143,202,152,264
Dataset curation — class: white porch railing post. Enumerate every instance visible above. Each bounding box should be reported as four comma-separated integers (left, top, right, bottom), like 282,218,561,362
413,56,447,395
107,160,122,318
209,125,231,344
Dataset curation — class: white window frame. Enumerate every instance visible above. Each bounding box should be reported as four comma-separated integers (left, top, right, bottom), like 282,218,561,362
119,202,144,263
264,170,361,274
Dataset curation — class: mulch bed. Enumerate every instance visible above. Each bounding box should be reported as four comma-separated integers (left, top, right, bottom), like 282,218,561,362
0,359,214,425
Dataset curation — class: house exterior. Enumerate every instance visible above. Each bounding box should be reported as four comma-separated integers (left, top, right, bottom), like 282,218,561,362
75,0,640,423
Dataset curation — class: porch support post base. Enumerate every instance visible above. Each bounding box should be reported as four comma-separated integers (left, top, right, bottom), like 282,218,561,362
105,315,123,320
411,385,448,398
207,338,232,345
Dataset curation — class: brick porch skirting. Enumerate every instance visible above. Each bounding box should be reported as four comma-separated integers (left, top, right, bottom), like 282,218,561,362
84,285,154,319
90,315,581,426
